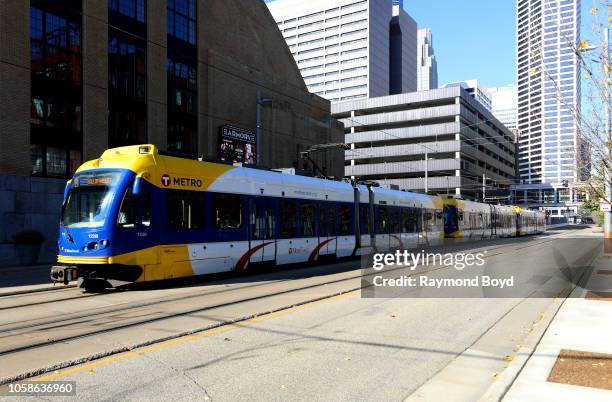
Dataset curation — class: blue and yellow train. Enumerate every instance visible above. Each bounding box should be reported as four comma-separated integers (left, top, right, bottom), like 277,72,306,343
51,145,546,289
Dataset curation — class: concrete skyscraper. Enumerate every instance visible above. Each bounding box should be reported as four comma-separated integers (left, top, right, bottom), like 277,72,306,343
442,80,492,111
512,0,583,218
267,0,417,102
417,28,438,91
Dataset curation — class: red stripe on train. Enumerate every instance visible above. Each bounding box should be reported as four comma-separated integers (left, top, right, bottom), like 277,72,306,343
390,234,404,249
309,238,336,262
235,241,275,271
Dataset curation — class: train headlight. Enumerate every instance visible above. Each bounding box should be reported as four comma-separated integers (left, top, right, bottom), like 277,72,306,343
99,240,109,249
84,242,100,251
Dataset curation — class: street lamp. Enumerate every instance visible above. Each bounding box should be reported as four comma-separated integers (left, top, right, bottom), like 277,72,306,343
420,143,436,194
424,152,434,194
256,90,274,165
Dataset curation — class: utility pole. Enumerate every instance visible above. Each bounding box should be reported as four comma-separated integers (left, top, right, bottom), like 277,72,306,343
604,19,611,253
482,174,486,203
424,150,428,194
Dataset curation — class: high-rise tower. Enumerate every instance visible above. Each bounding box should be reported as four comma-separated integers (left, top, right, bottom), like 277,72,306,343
516,0,581,185
417,28,438,91
267,0,417,102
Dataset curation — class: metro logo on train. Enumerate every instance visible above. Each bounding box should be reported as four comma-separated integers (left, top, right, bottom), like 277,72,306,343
161,174,203,189
51,145,546,291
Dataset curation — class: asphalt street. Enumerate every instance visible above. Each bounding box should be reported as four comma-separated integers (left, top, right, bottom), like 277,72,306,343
0,226,603,401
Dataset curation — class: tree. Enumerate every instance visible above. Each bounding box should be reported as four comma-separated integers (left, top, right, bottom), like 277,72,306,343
529,2,611,206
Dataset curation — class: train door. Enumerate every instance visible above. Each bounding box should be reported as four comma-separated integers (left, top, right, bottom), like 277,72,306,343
123,186,162,281
491,206,497,238
322,204,337,256
389,207,402,249
376,205,390,251
249,198,276,265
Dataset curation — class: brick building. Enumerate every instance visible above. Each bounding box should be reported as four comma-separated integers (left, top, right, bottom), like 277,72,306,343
0,0,344,265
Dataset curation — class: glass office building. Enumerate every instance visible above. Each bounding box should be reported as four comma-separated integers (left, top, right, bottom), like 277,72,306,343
516,0,581,185
514,0,585,217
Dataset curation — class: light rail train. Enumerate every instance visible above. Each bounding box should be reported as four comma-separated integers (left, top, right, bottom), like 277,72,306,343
51,145,546,289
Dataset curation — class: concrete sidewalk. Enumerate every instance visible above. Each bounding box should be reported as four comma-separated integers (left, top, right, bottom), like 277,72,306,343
0,263,57,293
502,253,612,401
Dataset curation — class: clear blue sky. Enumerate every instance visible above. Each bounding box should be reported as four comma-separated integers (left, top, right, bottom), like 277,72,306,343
266,0,596,89
405,0,516,88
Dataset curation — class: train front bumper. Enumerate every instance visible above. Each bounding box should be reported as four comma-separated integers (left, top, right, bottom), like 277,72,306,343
51,265,79,285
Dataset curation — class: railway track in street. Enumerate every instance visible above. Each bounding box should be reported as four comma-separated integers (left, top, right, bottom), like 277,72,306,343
0,228,596,386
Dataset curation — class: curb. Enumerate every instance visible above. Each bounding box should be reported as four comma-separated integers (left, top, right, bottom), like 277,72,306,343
478,257,599,402
477,297,565,402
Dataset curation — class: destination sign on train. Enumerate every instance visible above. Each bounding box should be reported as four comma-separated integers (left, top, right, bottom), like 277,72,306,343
77,176,114,186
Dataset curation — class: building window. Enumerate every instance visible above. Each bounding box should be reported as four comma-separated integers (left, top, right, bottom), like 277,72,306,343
167,0,198,154
108,30,147,147
168,0,196,44
109,0,146,22
167,59,198,153
30,3,83,178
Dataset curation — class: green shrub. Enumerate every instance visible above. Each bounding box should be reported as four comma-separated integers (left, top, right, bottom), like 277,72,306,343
12,229,45,245
594,211,604,227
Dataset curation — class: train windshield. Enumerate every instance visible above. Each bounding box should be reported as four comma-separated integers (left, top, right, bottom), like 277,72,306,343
61,171,123,228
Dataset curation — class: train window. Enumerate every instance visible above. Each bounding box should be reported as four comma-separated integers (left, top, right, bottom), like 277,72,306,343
319,205,327,236
423,210,434,231
402,208,415,233
116,190,152,229
435,210,443,224
390,208,401,233
280,200,297,237
252,203,261,239
118,188,137,228
377,207,387,234
265,206,275,238
328,206,336,236
300,202,315,237
213,193,243,230
360,205,369,234
339,204,351,235
253,203,275,239
140,191,151,227
167,190,206,230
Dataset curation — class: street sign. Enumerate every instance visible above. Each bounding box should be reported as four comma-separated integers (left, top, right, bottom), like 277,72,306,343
601,202,612,212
